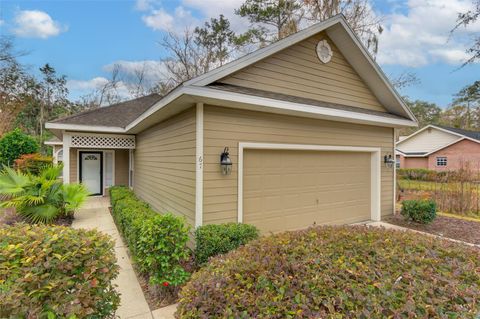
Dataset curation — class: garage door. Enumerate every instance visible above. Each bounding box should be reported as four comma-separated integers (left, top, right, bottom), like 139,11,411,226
243,149,371,234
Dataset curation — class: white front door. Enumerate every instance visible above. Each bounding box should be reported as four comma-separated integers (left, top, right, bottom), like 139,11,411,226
80,152,103,195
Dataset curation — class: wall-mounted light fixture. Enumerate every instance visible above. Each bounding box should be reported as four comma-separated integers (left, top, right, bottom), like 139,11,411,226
220,147,232,175
384,154,395,168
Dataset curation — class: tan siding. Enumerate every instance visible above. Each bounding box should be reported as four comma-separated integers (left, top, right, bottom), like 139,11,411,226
115,149,129,186
203,105,394,225
134,108,196,227
219,33,386,113
70,148,77,183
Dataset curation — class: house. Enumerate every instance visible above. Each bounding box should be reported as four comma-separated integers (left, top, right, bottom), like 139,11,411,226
396,125,480,171
45,15,417,234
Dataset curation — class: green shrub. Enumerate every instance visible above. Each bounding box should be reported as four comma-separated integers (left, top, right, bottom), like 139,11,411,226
401,199,437,224
0,165,89,223
177,226,480,318
195,223,259,265
0,129,38,167
109,186,191,286
14,152,53,174
0,224,120,318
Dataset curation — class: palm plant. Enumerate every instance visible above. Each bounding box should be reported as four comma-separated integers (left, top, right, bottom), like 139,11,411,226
0,165,89,223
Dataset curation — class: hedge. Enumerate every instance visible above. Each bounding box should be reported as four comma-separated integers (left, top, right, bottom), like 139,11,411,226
397,168,451,181
177,226,480,318
0,224,120,318
109,186,191,286
194,223,259,265
401,199,437,224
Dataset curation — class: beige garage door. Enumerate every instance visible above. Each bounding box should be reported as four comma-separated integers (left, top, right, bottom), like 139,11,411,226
243,149,371,234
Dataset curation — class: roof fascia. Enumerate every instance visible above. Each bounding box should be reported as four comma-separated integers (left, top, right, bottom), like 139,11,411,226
45,122,125,133
182,86,416,127
331,19,416,122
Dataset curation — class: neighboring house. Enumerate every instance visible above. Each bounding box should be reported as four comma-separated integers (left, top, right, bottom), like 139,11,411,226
45,15,417,234
396,125,480,171
44,137,64,164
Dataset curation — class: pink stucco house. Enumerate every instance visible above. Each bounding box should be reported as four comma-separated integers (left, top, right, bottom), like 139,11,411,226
396,125,480,171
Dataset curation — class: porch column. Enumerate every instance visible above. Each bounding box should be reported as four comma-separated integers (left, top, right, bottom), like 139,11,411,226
62,133,71,184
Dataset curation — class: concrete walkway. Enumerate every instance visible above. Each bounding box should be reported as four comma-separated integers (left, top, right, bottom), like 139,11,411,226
72,197,154,319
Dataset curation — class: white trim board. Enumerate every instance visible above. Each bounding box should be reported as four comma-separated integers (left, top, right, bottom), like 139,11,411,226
237,142,382,224
195,103,204,228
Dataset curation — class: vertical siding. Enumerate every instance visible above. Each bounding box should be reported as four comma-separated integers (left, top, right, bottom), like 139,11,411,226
115,149,129,186
203,105,394,224
134,108,196,227
218,32,386,113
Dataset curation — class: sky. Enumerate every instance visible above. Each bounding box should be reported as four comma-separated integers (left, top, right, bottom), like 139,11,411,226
0,0,479,108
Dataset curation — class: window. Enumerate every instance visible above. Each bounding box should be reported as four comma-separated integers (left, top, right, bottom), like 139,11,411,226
396,158,400,169
436,157,447,166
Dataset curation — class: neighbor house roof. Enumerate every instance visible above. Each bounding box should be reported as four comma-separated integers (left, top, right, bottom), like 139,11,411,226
51,94,162,128
46,15,417,137
436,125,480,141
397,124,480,157
44,136,62,145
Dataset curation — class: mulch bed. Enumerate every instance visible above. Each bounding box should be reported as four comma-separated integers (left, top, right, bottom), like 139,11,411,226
385,214,480,245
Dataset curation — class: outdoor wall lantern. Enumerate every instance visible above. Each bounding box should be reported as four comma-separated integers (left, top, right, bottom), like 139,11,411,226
384,154,395,168
220,147,232,175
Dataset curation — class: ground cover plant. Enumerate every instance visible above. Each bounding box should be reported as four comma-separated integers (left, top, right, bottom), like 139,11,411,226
0,224,120,318
177,226,480,318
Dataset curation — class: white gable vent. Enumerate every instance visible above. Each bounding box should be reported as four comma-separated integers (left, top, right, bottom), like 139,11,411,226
71,134,135,149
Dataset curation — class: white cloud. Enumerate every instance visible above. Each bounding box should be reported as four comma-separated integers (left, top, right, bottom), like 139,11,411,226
181,0,246,31
377,0,480,67
68,77,109,91
142,6,198,32
142,8,174,31
103,60,169,83
13,10,66,39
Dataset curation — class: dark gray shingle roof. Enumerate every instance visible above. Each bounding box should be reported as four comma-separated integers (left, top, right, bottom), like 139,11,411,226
437,125,480,141
51,94,163,128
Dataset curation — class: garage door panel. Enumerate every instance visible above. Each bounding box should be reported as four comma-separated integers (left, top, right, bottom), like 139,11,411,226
243,149,371,233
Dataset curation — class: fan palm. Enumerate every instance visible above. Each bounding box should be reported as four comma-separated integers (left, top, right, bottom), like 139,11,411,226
0,165,89,223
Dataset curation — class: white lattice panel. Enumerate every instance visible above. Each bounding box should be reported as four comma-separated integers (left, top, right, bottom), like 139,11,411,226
71,135,135,149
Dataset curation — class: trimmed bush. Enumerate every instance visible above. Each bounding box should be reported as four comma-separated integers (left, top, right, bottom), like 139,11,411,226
195,223,259,265
0,224,120,318
177,226,480,318
401,199,437,224
0,129,38,167
109,186,190,286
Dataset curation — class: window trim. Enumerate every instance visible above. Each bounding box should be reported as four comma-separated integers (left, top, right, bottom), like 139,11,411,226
436,156,447,167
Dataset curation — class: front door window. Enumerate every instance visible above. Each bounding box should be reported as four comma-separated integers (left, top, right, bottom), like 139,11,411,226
80,152,103,195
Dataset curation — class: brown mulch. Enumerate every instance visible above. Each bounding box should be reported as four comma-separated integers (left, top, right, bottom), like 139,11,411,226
385,214,480,245
0,207,73,227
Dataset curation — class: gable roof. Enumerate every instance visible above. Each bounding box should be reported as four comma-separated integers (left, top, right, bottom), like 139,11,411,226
397,124,480,157
51,94,162,128
435,125,480,141
46,15,417,136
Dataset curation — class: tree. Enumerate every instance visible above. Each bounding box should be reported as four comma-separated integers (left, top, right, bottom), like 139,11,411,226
400,99,442,135
0,36,34,135
303,0,383,56
15,64,72,144
452,0,480,66
235,0,303,41
390,71,420,90
452,81,480,129
0,129,39,166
